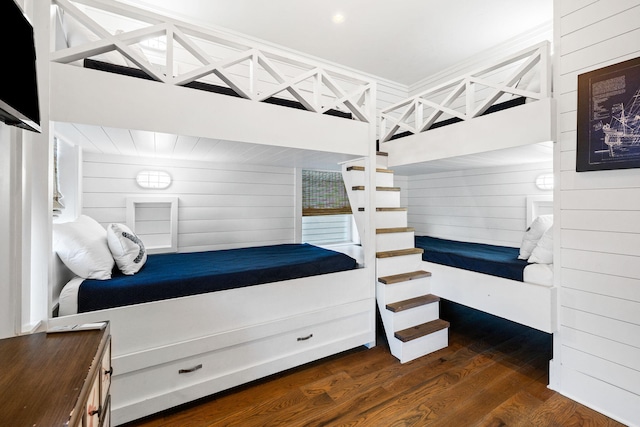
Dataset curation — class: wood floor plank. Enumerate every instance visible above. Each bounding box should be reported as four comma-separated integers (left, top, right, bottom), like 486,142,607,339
123,301,625,427
424,352,550,426
473,389,546,427
526,393,580,426
360,337,545,426
299,386,394,427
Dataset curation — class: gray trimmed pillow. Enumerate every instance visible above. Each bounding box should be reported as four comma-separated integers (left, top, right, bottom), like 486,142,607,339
107,223,147,275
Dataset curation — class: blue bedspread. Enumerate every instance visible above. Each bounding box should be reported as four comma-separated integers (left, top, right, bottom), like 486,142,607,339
414,236,528,281
77,243,357,313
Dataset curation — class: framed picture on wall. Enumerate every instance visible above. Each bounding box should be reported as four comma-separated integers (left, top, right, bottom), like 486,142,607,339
576,55,640,172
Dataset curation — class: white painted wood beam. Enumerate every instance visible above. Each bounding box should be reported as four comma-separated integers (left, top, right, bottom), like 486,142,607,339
319,72,369,122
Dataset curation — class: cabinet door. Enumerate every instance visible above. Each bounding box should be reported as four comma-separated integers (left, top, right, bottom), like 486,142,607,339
85,374,101,427
100,338,112,408
99,396,111,427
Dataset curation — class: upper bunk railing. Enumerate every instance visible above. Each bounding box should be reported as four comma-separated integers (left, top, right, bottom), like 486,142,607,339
379,41,551,142
49,0,375,123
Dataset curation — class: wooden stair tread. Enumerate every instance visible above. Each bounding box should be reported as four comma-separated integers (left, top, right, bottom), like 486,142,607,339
377,151,388,156
378,270,431,285
358,207,407,212
395,319,450,343
376,227,414,234
386,294,440,313
346,166,394,173
352,186,400,192
377,248,424,258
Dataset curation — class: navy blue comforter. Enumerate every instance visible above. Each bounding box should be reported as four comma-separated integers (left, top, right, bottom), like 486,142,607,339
414,236,528,281
78,243,357,313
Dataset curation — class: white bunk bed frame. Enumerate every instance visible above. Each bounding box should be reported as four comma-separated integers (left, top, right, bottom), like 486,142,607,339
427,196,556,334
44,1,378,425
380,43,557,334
380,41,555,166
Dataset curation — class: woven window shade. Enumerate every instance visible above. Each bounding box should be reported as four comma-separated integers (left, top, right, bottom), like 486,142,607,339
302,170,352,216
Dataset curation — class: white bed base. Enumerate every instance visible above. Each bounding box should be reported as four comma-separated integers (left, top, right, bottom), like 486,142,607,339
423,260,557,333
48,267,375,425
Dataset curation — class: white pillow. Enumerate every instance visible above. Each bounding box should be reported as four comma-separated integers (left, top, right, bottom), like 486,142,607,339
528,225,553,264
518,214,553,260
53,215,114,280
107,223,147,275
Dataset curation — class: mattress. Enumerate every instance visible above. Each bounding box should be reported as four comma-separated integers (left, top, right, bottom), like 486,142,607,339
58,243,357,315
414,236,530,282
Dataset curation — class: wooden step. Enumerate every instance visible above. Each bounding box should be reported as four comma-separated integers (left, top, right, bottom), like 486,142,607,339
378,270,431,285
346,166,394,174
377,151,388,157
352,186,400,192
376,248,424,258
358,207,407,212
394,319,450,343
376,227,415,234
386,294,440,313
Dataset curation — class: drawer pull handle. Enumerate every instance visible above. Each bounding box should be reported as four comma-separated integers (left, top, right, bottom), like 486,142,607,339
88,406,101,416
179,364,203,374
297,334,313,341
104,366,113,376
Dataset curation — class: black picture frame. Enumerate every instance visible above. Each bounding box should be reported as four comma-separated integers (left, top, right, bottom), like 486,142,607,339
576,55,640,172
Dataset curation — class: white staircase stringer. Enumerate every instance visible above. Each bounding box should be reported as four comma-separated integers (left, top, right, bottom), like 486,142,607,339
371,156,449,363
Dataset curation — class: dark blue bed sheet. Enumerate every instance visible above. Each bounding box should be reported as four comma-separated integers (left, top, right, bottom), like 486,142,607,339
414,236,528,282
77,243,357,313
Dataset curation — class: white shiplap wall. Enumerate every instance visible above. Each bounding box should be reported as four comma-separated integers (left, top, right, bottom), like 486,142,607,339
403,162,553,247
554,1,640,426
81,152,296,253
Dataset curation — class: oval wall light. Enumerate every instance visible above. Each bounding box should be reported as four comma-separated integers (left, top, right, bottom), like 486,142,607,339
136,170,172,189
535,173,554,190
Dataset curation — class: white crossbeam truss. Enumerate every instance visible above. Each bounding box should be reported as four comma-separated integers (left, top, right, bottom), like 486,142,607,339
50,0,374,123
380,42,551,142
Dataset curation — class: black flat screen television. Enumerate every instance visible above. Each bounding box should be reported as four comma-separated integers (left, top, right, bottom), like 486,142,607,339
0,0,41,133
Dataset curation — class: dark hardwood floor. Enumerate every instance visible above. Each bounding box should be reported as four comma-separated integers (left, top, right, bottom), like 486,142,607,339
124,301,625,426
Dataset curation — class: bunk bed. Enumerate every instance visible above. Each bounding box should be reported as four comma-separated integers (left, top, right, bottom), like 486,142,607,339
414,228,556,333
379,42,557,334
50,217,372,424
56,236,359,316
45,1,377,425
380,41,555,166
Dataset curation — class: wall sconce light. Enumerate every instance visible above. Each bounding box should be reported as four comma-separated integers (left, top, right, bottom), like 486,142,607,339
136,170,172,189
535,173,554,190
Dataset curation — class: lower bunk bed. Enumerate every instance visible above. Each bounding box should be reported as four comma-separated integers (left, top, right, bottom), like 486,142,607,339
414,236,556,333
49,240,375,425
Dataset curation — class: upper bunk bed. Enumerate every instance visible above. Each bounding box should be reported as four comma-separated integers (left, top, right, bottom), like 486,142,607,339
47,0,376,159
379,41,555,168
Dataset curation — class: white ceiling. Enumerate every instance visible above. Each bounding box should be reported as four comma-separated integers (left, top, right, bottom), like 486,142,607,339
58,0,555,175
54,122,363,171
390,142,555,175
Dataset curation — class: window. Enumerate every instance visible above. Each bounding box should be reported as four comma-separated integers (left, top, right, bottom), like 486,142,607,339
301,170,355,245
302,170,351,216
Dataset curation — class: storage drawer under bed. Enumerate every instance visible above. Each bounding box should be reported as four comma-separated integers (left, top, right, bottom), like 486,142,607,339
111,300,374,424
